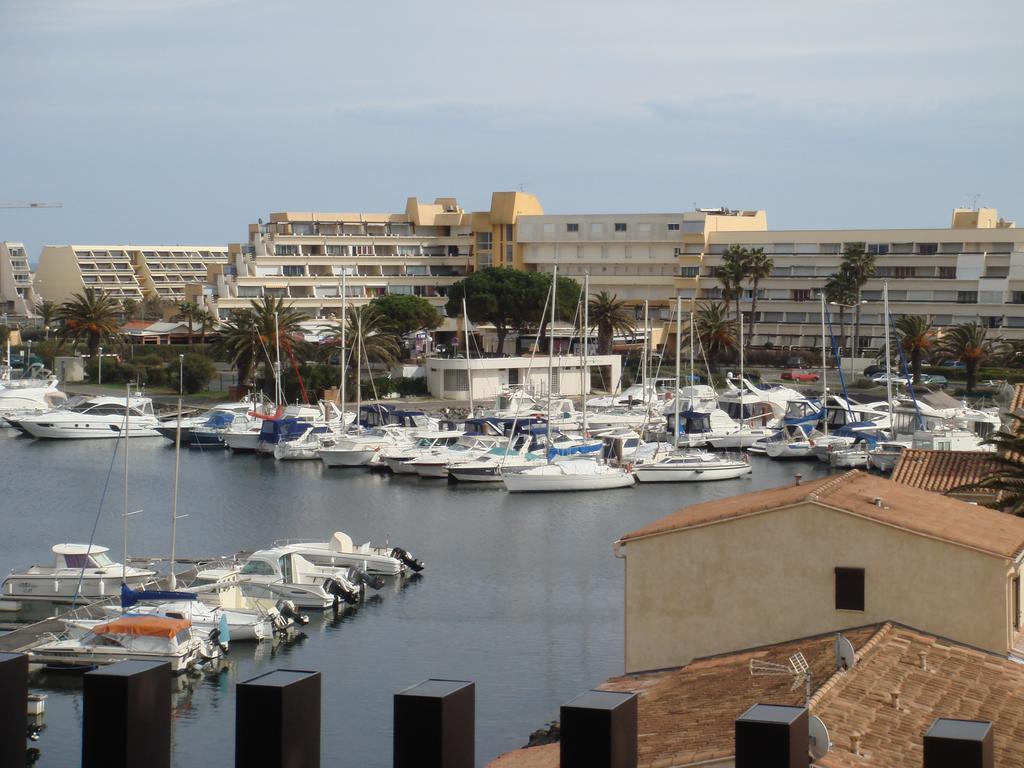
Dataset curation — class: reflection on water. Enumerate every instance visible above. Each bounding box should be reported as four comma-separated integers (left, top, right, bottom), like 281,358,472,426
0,431,831,766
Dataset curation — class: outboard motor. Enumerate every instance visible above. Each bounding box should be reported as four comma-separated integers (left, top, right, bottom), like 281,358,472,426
208,625,229,656
391,547,425,573
323,577,359,606
346,566,385,592
274,599,309,627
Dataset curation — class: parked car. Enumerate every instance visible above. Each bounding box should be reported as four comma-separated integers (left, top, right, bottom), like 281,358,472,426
862,364,885,378
923,374,948,387
782,369,820,382
785,356,806,368
871,373,912,385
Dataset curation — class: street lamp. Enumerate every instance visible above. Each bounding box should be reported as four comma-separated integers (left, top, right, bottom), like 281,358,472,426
829,300,868,382
98,346,103,385
26,340,32,371
178,354,184,396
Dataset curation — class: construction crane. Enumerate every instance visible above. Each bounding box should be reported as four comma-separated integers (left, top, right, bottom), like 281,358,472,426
0,202,62,209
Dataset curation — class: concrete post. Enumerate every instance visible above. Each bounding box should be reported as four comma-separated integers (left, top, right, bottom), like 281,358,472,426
83,660,171,768
0,653,28,768
236,669,321,768
735,703,808,768
394,679,474,768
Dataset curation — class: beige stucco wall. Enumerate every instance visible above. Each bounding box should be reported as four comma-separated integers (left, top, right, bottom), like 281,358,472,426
622,502,1014,673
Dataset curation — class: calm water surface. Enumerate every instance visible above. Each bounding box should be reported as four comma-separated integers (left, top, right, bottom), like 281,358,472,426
0,431,831,766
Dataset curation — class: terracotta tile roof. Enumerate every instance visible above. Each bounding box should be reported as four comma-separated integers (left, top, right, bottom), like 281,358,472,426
488,623,1024,767
1010,383,1024,418
891,449,1004,501
619,470,1024,559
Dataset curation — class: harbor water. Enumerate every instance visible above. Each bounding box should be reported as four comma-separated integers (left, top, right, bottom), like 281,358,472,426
0,433,831,766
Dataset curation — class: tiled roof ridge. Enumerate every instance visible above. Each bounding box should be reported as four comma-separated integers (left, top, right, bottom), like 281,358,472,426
807,623,893,711
804,468,863,501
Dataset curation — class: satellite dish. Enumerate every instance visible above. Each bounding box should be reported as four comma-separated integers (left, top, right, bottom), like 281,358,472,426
835,633,857,671
808,715,831,759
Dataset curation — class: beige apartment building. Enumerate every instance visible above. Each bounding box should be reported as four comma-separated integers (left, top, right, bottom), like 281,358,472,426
36,245,228,305
0,242,37,318
208,192,543,320
694,206,1024,350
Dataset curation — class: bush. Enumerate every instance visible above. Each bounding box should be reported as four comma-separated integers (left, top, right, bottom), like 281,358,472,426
170,354,216,394
393,376,429,397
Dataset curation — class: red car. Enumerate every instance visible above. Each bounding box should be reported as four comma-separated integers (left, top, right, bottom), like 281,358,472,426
782,369,819,382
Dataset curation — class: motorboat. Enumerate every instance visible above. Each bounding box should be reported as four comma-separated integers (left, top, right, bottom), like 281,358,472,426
718,377,803,427
406,434,507,478
195,546,382,610
659,384,720,417
763,424,821,460
502,457,636,492
0,378,67,418
317,425,416,468
634,450,752,483
828,432,885,469
380,431,465,473
272,531,424,576
868,441,913,473
29,615,220,674
910,426,993,453
16,394,161,439
154,400,258,446
259,402,345,456
274,423,338,461
667,409,774,449
0,544,156,610
585,406,658,432
221,403,322,453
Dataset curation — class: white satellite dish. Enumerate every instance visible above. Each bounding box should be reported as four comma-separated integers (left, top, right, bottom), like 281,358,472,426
835,633,857,671
808,715,831,759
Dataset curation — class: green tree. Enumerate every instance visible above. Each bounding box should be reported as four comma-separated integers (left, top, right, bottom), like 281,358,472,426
895,315,935,384
446,267,539,355
938,322,990,393
55,288,121,357
214,296,306,390
171,353,216,395
717,245,748,325
120,298,139,322
823,270,858,354
696,301,738,372
839,242,875,358
588,291,635,355
367,294,442,339
177,301,201,345
35,299,58,339
744,247,773,350
949,430,1024,514
195,309,218,345
530,272,583,352
324,304,401,406
215,309,259,386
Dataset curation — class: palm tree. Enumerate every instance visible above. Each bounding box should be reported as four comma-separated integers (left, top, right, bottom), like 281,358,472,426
744,247,773,349
215,296,306,390
948,430,1024,514
120,298,139,322
195,309,218,345
35,299,58,339
587,291,635,355
695,301,737,372
717,245,748,325
140,295,163,321
840,242,875,358
938,322,989,393
823,270,858,355
55,288,121,357
324,304,401,404
215,309,258,386
177,301,201,345
895,315,935,384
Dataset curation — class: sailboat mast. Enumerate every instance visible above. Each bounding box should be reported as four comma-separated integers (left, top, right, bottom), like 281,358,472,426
820,291,828,437
883,281,894,439
463,297,474,417
581,273,589,435
546,264,557,451
355,309,362,425
274,311,282,405
641,300,648,395
169,360,182,590
122,382,130,585
340,271,346,421
739,305,745,429
674,295,681,450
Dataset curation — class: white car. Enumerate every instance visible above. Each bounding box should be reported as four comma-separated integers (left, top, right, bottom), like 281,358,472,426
870,373,916,385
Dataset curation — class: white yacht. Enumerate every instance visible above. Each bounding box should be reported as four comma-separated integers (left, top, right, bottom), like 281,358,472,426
406,434,507,478
634,450,752,483
16,395,161,439
195,546,379,610
221,403,326,453
30,615,219,674
274,424,339,461
260,402,345,456
154,400,258,445
381,431,464,474
272,531,424,576
0,544,156,610
318,425,416,468
669,408,774,449
0,378,67,418
502,457,636,492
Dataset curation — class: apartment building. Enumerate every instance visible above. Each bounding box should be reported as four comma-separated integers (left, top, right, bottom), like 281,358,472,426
518,208,765,319
0,242,37,317
208,192,543,320
35,245,228,305
693,206,1024,349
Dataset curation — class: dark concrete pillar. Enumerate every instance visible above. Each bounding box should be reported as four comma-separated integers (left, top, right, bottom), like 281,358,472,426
83,660,171,768
924,718,993,768
560,689,638,768
0,653,28,768
735,703,808,768
236,669,320,768
394,679,474,768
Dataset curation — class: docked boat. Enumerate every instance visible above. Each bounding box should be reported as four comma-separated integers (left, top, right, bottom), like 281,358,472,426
0,544,156,610
0,378,67,418
273,423,338,461
195,546,381,610
763,424,820,460
633,450,752,483
868,441,913,473
380,431,465,473
29,615,220,674
16,394,161,439
668,409,774,449
272,531,424,576
406,434,507,478
318,425,417,468
502,457,636,492
154,400,258,446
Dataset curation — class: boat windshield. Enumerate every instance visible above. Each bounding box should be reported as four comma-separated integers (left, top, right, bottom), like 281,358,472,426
240,560,276,576
91,552,114,568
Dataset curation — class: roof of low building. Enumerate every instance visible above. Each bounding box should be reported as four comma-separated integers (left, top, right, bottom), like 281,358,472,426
488,623,1024,767
619,470,1024,559
891,449,1004,500
1010,383,1024,418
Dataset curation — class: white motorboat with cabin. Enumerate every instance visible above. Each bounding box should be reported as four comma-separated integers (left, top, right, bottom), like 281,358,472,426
154,399,258,445
380,431,465,473
16,394,161,439
867,441,912,473
0,378,67,419
0,544,156,611
501,457,635,492
272,531,424,576
318,425,417,468
633,450,752,483
29,615,219,674
406,434,507,478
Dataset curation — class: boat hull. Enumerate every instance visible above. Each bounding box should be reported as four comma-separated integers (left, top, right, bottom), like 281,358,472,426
502,473,636,492
318,449,378,467
634,463,752,483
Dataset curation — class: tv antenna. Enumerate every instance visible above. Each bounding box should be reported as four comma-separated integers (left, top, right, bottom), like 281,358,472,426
515,183,528,192
749,651,812,704
967,193,981,210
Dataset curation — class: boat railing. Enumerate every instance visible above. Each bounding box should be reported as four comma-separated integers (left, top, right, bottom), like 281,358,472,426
272,538,323,547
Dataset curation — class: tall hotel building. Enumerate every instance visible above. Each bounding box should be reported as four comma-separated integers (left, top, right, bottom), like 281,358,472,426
0,242,37,317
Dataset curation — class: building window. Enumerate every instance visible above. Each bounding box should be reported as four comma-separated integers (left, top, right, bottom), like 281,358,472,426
282,265,305,277
444,369,469,392
476,232,492,249
1011,292,1024,304
791,289,812,302
918,243,938,254
614,223,627,232
679,266,699,278
326,245,346,256
893,266,917,279
957,291,978,304
274,245,299,256
667,223,680,231
939,266,956,279
866,243,889,255
566,223,579,233
835,567,865,611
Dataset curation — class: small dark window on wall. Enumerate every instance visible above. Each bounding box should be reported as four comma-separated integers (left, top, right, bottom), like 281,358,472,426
835,567,865,611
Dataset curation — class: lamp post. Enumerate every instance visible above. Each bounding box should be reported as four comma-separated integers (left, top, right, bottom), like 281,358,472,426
178,354,184,396
98,346,103,385
829,300,867,382
26,340,32,370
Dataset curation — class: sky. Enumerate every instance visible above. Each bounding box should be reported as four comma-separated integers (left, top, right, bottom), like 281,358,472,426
3,0,1022,261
